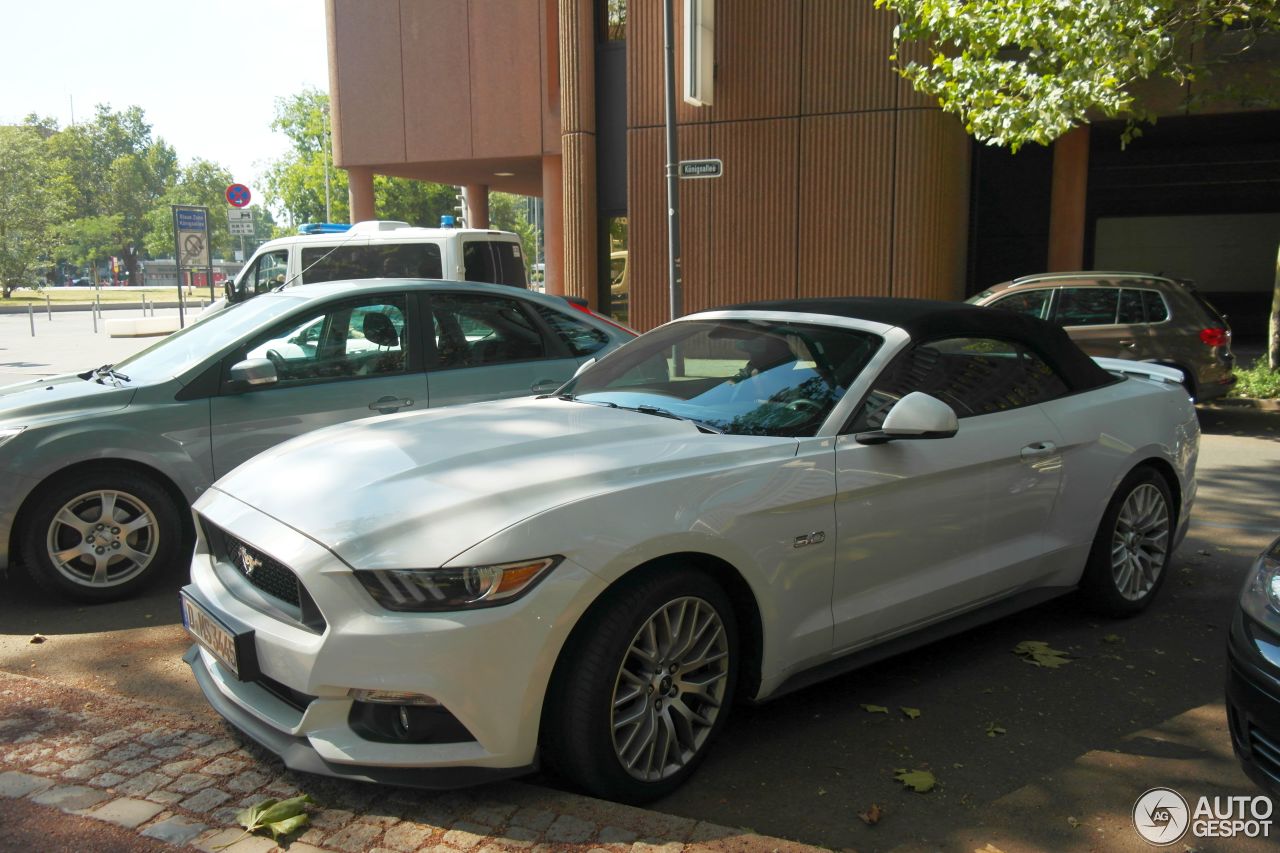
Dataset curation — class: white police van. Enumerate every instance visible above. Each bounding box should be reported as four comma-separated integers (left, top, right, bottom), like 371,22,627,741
226,220,526,305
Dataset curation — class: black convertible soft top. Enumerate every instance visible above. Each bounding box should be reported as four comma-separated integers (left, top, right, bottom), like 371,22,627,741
720,296,1115,392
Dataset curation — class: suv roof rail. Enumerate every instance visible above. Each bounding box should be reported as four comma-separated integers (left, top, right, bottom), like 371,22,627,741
1010,270,1173,286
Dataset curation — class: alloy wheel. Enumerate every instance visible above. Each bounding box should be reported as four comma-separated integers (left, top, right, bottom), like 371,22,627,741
1109,483,1169,601
45,489,160,588
610,596,730,782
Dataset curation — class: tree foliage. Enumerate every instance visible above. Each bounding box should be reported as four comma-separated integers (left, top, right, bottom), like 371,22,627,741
0,126,71,297
877,0,1280,150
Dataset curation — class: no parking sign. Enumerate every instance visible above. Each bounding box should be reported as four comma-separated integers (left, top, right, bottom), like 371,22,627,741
225,183,252,208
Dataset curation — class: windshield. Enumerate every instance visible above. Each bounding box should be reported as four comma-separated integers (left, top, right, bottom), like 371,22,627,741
561,318,882,436
114,296,308,383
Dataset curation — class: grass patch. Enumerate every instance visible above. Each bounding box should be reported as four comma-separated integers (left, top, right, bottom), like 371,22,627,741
1,287,188,306
1231,356,1280,399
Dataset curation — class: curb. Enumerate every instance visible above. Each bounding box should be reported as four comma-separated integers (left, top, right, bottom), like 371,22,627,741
1200,398,1280,412
0,669,825,853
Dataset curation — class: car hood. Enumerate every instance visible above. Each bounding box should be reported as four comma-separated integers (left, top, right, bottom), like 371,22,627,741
211,397,795,569
0,373,136,426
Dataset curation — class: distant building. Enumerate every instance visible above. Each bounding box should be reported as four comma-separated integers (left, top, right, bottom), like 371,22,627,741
325,1,1280,334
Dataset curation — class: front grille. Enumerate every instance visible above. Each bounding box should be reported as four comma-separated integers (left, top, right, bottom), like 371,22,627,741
204,522,300,606
1250,726,1280,785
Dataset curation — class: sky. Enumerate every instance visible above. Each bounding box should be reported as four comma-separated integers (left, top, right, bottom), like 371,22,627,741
1,0,330,197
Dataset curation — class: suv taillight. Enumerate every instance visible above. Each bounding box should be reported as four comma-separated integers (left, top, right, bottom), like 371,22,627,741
1199,327,1228,347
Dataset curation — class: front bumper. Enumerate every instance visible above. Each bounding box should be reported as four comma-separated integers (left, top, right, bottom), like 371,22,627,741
183,489,609,785
1225,609,1280,797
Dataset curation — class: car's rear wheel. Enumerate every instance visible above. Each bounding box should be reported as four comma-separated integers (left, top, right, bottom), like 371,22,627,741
543,567,738,803
20,468,184,602
1080,467,1173,616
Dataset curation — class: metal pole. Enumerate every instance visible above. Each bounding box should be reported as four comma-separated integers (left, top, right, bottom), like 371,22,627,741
92,304,97,334
28,304,34,337
662,0,683,321
323,106,332,222
172,206,187,329
45,293,51,320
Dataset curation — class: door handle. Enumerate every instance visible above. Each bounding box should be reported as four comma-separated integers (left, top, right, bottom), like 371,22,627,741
531,378,561,393
368,396,414,413
1118,340,1137,349
1020,441,1057,461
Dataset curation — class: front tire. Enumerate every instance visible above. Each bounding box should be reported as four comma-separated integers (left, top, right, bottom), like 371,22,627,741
1079,467,1173,616
544,568,739,803
20,468,185,602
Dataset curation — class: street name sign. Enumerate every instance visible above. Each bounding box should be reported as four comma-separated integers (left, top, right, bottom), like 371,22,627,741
679,159,723,179
173,206,210,268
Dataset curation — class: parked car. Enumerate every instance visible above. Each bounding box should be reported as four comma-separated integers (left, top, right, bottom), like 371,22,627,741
180,297,1198,803
967,272,1236,401
1226,535,1280,797
225,220,528,307
0,280,632,602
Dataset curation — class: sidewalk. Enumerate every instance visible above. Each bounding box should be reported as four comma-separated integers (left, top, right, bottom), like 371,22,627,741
0,670,822,853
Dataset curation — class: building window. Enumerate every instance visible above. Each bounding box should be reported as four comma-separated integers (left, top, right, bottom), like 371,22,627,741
597,0,626,41
600,216,629,325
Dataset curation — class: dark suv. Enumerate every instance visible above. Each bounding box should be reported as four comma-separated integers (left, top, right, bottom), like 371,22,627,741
968,272,1236,401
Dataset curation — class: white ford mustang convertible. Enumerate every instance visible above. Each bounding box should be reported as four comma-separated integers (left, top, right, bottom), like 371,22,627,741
181,298,1199,802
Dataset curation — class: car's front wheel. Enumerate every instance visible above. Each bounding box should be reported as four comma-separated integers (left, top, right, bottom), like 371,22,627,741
544,567,739,803
1080,466,1174,616
20,468,184,602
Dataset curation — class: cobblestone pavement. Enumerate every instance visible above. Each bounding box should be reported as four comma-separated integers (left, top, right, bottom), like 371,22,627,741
0,670,824,853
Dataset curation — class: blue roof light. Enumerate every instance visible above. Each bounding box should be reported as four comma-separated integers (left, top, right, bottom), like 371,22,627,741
298,222,353,235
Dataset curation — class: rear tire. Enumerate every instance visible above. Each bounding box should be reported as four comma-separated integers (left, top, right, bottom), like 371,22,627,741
1079,467,1173,617
543,567,739,803
19,468,185,602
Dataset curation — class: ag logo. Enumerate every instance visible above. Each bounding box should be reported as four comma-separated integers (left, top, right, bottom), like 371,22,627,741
1133,787,1190,845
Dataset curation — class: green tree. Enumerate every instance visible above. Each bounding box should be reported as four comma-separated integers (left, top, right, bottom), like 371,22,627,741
144,158,236,259
489,192,538,267
877,0,1280,150
46,105,179,284
55,214,123,281
0,126,70,297
262,88,347,227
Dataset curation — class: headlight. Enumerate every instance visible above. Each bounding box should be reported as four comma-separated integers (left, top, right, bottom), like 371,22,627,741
1240,537,1280,631
355,556,561,612
0,427,25,449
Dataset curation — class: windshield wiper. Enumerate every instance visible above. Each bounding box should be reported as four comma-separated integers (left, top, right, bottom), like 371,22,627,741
540,393,620,409
633,405,723,434
91,364,130,384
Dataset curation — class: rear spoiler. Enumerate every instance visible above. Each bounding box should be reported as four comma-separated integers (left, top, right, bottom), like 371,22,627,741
1093,357,1184,386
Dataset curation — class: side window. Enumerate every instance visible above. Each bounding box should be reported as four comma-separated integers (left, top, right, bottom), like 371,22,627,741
237,295,409,386
989,289,1051,320
1055,287,1119,326
851,337,1069,429
1117,289,1145,324
301,244,443,283
429,292,547,369
252,251,289,295
531,304,610,356
463,240,526,287
1142,290,1169,322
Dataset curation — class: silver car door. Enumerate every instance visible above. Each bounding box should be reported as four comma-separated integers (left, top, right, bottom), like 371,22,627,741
209,293,427,478
831,336,1066,652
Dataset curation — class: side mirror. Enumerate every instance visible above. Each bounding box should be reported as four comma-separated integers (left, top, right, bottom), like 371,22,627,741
228,358,278,387
855,392,958,445
572,357,597,379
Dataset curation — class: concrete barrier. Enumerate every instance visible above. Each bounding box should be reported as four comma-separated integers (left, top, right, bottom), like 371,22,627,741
105,316,182,337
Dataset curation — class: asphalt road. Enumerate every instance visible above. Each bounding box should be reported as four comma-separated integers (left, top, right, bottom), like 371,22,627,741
1,313,1277,850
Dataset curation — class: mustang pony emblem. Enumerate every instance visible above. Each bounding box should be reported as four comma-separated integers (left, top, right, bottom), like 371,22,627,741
234,545,263,577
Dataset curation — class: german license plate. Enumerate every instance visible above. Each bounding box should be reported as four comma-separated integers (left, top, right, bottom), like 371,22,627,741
181,592,241,678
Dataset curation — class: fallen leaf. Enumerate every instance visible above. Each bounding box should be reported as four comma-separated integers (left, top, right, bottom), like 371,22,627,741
893,768,936,793
860,704,889,714
901,707,921,720
1013,640,1071,668
1102,634,1122,644
817,787,827,796
974,845,1006,853
858,803,884,825
215,794,314,849
986,723,1006,737
1067,816,1080,828
29,634,46,644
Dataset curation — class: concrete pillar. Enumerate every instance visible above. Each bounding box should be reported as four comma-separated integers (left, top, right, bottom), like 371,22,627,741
463,184,490,229
542,155,564,295
558,0,597,305
1047,126,1090,272
347,166,376,223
